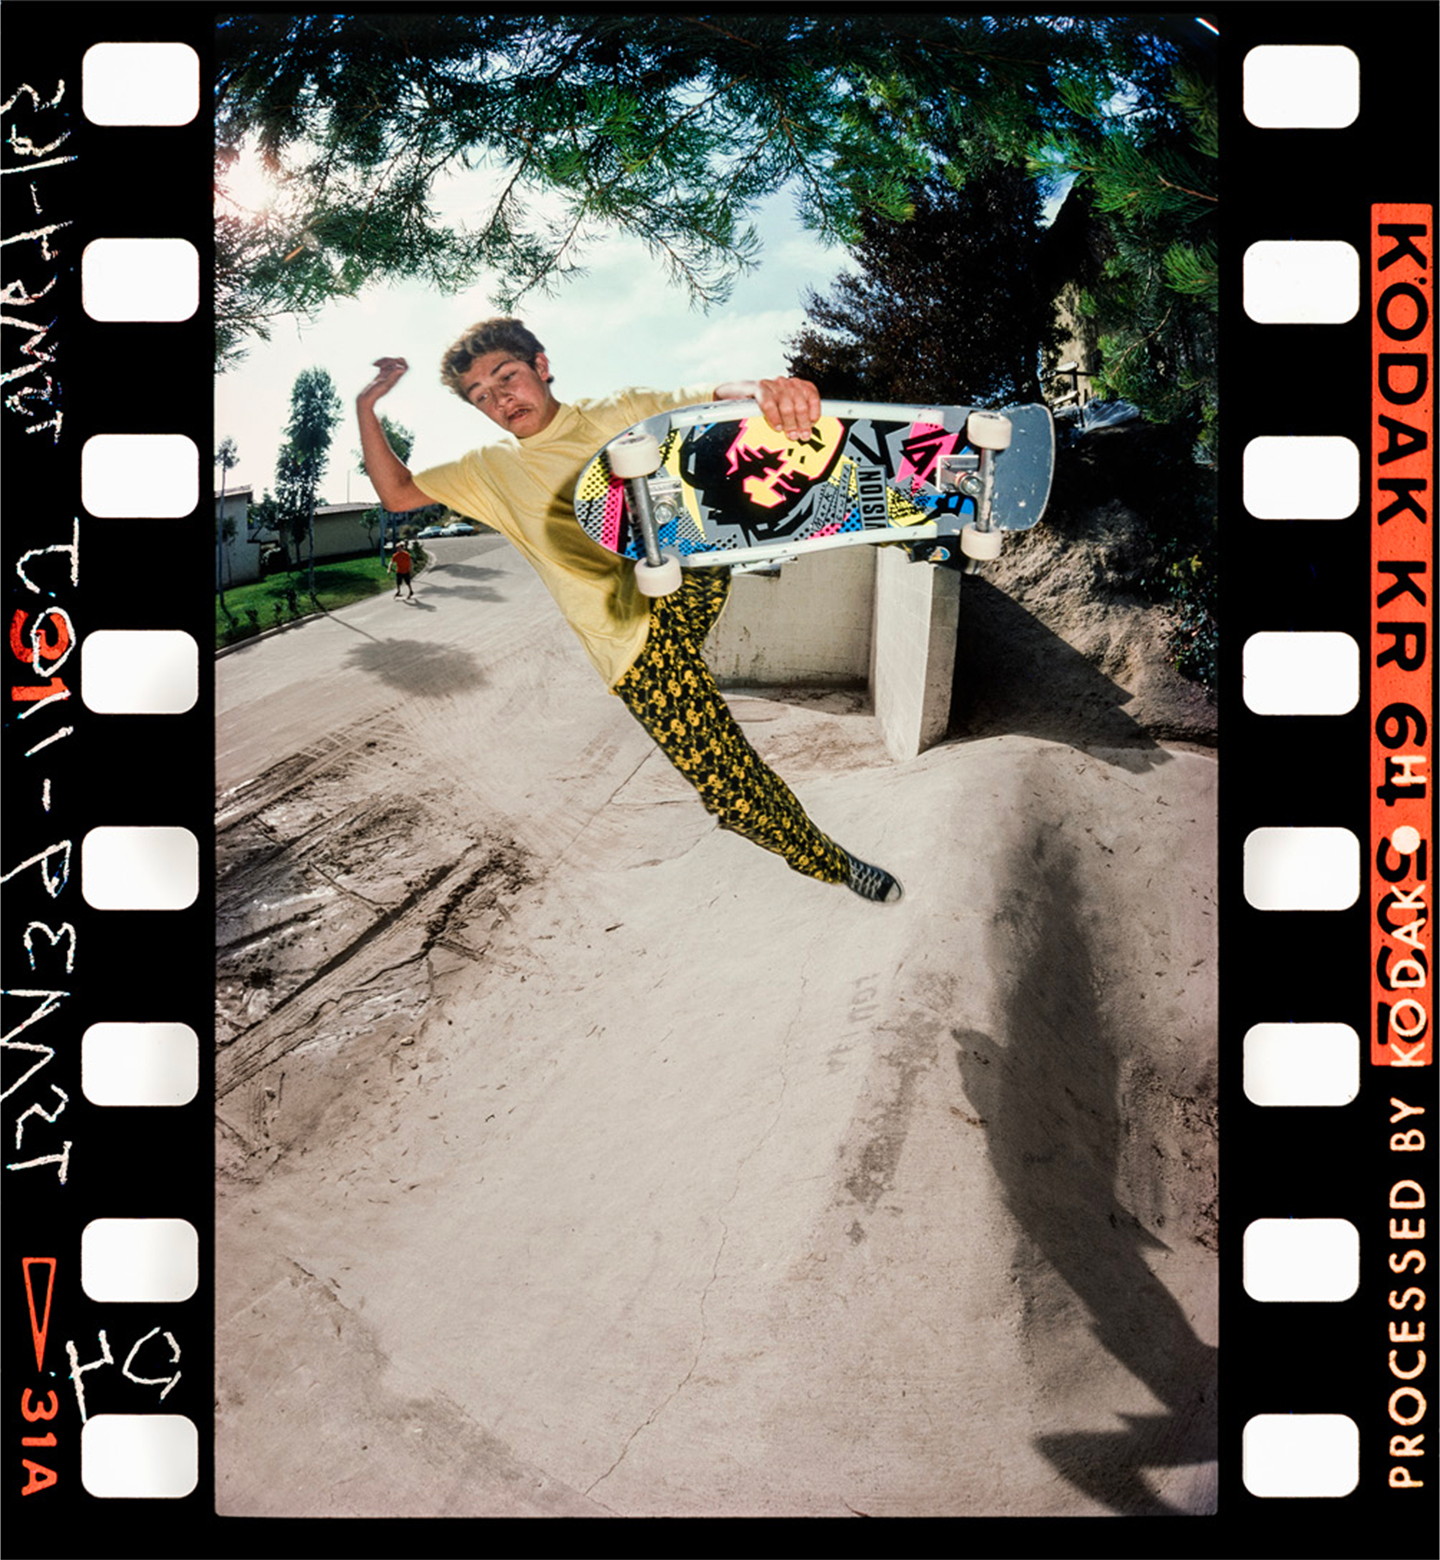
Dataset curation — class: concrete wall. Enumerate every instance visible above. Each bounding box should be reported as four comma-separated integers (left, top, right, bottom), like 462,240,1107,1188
703,541,960,762
217,498,387,591
704,546,874,688
869,546,961,761
311,511,381,559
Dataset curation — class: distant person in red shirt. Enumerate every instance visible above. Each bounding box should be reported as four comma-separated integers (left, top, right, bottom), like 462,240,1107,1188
388,542,415,598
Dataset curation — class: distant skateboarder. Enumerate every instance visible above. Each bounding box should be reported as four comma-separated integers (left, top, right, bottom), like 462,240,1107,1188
355,317,902,903
388,543,415,598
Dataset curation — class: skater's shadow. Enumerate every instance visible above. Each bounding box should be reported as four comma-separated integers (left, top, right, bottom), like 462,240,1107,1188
953,824,1216,1513
427,562,505,581
419,562,508,603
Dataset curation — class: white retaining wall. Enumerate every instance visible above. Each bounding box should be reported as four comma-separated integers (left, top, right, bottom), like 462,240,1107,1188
869,546,961,761
703,543,959,762
705,547,875,688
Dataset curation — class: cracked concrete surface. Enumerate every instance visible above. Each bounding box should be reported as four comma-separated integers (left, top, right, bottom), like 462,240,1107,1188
216,535,1217,1518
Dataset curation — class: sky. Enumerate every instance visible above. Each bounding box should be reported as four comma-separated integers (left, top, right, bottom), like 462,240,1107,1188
213,167,855,507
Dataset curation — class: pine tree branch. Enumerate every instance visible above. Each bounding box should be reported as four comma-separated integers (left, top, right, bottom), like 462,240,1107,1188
1156,175,1216,204
1101,303,1175,382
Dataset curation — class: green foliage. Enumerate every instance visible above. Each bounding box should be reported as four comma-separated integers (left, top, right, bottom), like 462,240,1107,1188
1158,551,1219,688
786,164,1059,406
270,367,342,585
286,366,342,465
356,414,413,479
1132,454,1219,689
273,443,311,558
1027,43,1218,692
1030,61,1218,447
214,12,1206,366
216,553,403,647
769,17,1218,445
214,13,1220,689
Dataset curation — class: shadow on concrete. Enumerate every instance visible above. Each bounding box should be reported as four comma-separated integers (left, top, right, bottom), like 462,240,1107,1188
340,638,488,698
426,562,506,581
948,575,1169,774
953,822,1216,1515
417,562,509,603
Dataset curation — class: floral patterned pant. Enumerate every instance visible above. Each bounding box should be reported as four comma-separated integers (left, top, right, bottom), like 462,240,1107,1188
613,570,850,883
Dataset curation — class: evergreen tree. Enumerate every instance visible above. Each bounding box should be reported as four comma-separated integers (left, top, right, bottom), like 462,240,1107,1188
215,436,241,617
214,13,1213,366
786,164,1058,406
272,444,309,570
355,415,414,552
356,415,413,476
275,368,342,597
1031,65,1218,451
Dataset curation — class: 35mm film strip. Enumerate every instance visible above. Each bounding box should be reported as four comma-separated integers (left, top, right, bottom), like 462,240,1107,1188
2,5,1435,1554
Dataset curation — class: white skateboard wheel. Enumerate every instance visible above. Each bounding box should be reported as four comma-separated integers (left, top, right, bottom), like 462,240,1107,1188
608,431,662,478
967,411,1012,450
960,523,1003,561
634,550,682,597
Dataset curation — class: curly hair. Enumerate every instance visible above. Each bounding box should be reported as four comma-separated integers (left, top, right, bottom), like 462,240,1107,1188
439,318,550,402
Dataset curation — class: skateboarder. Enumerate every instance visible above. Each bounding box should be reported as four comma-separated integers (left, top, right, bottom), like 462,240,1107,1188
387,542,415,598
355,317,902,903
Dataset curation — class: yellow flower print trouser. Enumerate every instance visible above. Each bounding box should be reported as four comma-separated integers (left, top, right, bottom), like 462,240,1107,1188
614,570,850,884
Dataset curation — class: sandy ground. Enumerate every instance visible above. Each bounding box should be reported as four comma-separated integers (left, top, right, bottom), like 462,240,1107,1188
214,535,1218,1518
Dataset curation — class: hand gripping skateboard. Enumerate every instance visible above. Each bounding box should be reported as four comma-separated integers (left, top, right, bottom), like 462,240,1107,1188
574,399,1055,596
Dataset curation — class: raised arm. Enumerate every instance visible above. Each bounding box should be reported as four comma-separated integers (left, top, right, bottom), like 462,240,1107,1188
356,357,435,512
713,376,821,441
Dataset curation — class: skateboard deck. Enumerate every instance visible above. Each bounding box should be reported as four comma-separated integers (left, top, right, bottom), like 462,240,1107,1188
574,400,1054,577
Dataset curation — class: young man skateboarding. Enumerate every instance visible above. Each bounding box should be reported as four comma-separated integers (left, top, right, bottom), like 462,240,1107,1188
355,317,902,903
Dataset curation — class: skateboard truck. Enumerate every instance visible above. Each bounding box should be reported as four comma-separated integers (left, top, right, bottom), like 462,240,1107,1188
938,411,1011,561
586,402,1047,584
607,431,683,596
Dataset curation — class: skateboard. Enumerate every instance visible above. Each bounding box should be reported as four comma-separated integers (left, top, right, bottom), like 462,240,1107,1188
574,399,1055,596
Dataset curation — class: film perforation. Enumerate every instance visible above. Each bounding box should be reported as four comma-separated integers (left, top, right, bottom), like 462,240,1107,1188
81,239,199,325
1242,44,1361,130
68,35,206,1508
5,13,214,1525
1229,17,1436,1521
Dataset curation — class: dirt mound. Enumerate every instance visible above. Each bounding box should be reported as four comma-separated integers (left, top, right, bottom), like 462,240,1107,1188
952,424,1218,751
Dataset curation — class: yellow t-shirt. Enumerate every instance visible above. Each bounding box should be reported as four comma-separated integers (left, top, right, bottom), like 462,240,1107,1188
413,387,710,687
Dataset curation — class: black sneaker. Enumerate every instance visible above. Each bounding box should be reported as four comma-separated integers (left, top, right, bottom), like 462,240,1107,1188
845,854,903,904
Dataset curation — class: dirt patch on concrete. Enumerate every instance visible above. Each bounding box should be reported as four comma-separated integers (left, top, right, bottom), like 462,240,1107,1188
216,729,534,1179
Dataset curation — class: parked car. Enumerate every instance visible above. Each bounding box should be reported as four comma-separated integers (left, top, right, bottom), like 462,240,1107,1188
444,522,478,535
415,525,446,538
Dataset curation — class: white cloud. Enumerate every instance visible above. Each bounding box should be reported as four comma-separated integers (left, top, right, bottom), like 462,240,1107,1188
215,181,853,501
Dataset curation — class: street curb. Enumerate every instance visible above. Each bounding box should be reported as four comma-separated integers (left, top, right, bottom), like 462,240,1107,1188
215,609,328,658
215,558,431,658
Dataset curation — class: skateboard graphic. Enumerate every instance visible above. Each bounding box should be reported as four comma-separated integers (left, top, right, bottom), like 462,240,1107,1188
574,400,1055,596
